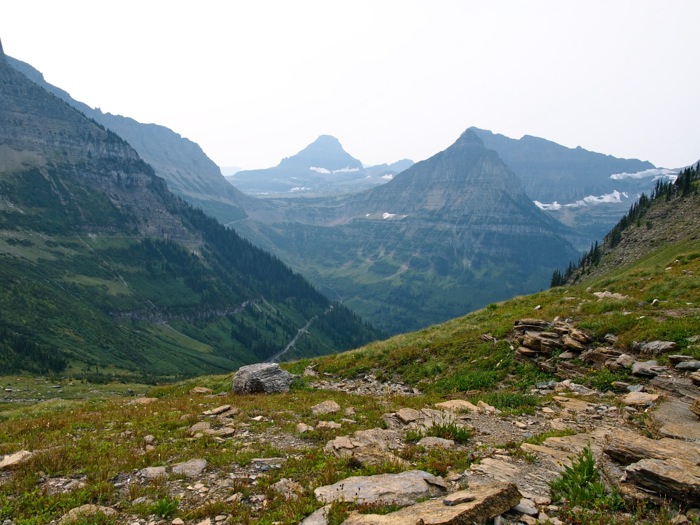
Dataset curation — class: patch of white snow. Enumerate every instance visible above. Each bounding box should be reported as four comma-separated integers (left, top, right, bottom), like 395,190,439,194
609,167,678,181
536,190,632,210
580,190,628,205
534,200,562,211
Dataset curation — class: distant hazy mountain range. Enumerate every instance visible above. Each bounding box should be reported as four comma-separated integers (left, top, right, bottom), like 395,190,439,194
470,128,679,248
228,135,413,197
233,130,581,333
8,49,684,336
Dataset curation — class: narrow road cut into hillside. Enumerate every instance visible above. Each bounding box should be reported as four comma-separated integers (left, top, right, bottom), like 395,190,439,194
267,304,335,362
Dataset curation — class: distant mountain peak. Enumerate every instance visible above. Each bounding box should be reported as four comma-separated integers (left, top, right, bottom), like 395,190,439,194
455,128,485,148
275,135,362,172
0,38,5,58
313,134,342,145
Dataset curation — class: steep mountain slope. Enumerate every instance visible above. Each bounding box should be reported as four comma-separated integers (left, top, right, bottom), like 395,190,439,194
471,128,676,247
556,163,700,285
229,135,412,196
6,55,265,226
236,130,581,334
0,46,380,379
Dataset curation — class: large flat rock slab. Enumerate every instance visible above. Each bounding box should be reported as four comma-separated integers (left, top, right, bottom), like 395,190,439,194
603,428,700,465
649,399,700,441
315,470,446,507
341,482,521,525
626,457,700,503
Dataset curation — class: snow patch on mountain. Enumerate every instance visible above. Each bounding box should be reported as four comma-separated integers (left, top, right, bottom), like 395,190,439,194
609,167,678,181
535,190,632,210
534,201,562,211
309,166,360,175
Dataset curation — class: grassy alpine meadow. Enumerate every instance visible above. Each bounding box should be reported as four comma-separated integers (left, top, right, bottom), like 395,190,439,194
0,377,474,524
0,232,698,524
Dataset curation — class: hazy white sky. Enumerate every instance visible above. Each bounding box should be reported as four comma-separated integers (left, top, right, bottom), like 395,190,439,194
2,1,698,170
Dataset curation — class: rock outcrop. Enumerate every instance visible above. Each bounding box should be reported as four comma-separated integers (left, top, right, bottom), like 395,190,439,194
340,482,521,525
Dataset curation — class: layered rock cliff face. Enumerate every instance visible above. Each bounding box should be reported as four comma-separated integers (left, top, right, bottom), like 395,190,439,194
6,54,260,226
344,130,562,227
0,47,201,246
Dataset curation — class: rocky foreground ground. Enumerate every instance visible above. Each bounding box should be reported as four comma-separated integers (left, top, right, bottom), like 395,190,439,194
1,320,699,525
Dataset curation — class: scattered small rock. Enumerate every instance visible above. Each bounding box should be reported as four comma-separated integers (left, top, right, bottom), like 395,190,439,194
296,422,313,433
417,436,455,449
270,477,304,500
593,291,628,300
316,421,341,430
623,392,660,407
189,387,214,395
632,360,663,377
203,404,232,416
513,497,538,516
58,505,117,525
435,399,479,412
172,458,207,478
138,466,167,480
0,450,32,470
311,400,341,415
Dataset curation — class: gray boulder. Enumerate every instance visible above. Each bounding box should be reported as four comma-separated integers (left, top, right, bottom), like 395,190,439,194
232,363,294,394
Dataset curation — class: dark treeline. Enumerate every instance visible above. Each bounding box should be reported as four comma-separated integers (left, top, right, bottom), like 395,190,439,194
175,201,329,311
0,324,68,374
313,303,385,350
551,163,700,287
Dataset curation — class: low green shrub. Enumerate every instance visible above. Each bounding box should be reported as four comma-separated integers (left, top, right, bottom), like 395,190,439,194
550,446,622,509
148,496,179,518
